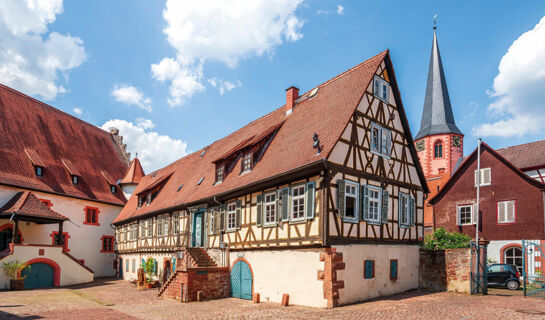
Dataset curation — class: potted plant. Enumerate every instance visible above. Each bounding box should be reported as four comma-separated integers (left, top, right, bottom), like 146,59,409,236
3,260,29,290
143,258,156,289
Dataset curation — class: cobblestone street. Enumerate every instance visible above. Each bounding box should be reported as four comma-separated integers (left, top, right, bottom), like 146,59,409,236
1,279,544,320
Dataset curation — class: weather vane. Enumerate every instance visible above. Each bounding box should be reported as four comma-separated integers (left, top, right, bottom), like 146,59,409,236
433,14,438,29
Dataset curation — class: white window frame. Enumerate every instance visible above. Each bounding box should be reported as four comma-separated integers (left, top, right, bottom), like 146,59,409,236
373,75,389,102
370,122,391,158
209,210,215,234
457,204,474,226
139,222,145,238
497,200,515,224
264,191,277,226
173,214,179,234
474,168,491,187
157,218,163,237
163,217,169,236
241,152,252,173
367,185,382,224
227,202,237,231
344,181,359,222
399,193,410,227
216,164,224,183
291,184,306,222
146,219,152,237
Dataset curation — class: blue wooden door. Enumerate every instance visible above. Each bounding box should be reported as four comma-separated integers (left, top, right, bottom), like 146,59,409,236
22,263,53,289
192,212,203,247
119,259,123,278
231,261,252,300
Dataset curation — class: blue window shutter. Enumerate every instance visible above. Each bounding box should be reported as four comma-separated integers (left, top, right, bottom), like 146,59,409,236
337,180,345,217
390,260,398,280
141,258,145,267
256,194,263,227
381,189,389,224
153,259,157,275
386,130,392,156
276,189,282,223
398,193,404,227
172,258,176,271
361,185,369,221
281,187,290,221
364,260,374,279
306,181,316,219
410,196,416,226
219,204,226,232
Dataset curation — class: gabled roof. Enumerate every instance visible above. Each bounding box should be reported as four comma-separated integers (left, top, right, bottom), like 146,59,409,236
429,142,545,204
415,27,462,140
119,158,145,185
496,139,545,170
0,84,128,206
114,50,423,224
0,191,68,222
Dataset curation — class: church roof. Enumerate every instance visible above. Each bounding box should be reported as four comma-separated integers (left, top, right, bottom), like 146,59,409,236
415,27,462,140
0,84,129,206
0,191,68,222
496,139,545,170
119,158,145,185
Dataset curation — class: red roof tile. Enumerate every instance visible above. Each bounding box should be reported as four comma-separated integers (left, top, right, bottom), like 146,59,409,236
496,139,545,170
119,158,145,185
0,191,68,221
114,51,391,224
0,84,129,206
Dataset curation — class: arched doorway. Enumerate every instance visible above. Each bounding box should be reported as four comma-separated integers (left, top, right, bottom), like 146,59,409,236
231,259,252,300
22,258,60,288
504,246,523,271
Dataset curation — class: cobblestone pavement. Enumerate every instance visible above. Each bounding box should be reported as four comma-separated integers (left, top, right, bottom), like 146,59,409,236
1,278,545,319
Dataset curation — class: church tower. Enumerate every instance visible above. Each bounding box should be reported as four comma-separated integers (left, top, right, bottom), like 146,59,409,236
415,25,464,229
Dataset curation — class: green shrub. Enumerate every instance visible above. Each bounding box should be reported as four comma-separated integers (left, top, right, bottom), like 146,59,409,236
143,258,155,283
423,228,471,250
2,260,29,280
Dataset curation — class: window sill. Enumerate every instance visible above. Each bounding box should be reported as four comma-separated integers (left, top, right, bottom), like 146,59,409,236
239,170,252,176
343,218,359,224
373,94,389,104
399,224,412,229
365,220,382,226
370,149,391,160
288,218,307,225
263,222,279,228
83,222,100,226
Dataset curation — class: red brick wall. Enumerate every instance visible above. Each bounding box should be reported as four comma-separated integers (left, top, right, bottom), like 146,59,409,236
433,148,545,240
162,267,230,302
419,248,470,293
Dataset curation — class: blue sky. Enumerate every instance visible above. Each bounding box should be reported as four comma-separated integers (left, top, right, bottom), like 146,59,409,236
2,1,545,172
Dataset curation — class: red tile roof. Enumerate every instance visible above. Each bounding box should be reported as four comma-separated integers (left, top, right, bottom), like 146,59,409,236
119,158,145,185
114,50,414,224
0,191,68,221
0,84,129,206
496,139,545,170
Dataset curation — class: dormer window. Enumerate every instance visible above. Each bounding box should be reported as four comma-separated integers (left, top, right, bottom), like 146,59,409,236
110,185,117,194
146,193,152,205
138,196,143,208
72,175,79,185
241,152,252,173
35,166,44,177
216,164,224,183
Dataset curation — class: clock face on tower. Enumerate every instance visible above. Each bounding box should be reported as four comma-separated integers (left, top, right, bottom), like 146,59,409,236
415,140,425,152
452,136,461,148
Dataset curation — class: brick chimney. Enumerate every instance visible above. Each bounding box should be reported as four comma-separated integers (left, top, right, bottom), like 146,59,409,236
285,86,299,115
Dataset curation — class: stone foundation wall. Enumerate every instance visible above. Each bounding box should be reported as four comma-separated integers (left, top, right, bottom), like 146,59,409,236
419,248,470,293
161,267,230,302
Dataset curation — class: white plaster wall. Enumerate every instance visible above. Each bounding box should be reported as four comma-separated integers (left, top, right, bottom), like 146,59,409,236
0,185,121,277
487,240,523,264
118,252,173,282
0,245,93,289
335,244,419,305
229,249,327,308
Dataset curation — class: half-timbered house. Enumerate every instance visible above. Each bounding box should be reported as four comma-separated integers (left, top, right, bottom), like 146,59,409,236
0,84,130,289
114,50,428,308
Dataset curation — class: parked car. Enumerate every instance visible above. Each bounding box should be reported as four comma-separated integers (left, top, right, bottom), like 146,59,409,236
487,264,520,290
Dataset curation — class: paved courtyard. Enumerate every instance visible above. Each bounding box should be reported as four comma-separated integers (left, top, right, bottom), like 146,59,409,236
1,279,545,319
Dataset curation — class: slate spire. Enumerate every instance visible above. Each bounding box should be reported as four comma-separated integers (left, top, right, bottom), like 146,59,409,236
415,26,462,140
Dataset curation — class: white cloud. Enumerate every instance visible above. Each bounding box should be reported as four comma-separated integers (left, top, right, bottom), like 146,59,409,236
152,0,305,106
473,16,545,137
0,0,86,100
111,84,152,112
72,107,83,115
336,5,344,15
207,77,242,95
101,119,188,172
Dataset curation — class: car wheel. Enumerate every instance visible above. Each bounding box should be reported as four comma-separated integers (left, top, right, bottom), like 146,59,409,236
506,280,519,290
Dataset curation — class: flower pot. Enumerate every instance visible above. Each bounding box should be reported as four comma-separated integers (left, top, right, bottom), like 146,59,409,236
146,283,153,289
10,279,24,291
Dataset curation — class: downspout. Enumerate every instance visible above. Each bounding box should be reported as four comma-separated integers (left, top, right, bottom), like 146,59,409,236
321,159,330,247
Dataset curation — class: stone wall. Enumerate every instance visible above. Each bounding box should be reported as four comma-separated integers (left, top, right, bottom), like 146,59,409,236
419,248,470,293
161,267,230,302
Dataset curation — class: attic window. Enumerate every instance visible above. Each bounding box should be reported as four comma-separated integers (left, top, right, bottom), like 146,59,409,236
72,175,80,185
177,184,184,192
197,177,204,185
110,185,117,194
216,164,224,183
241,152,252,173
35,166,44,177
373,75,389,102
146,193,152,205
309,87,319,98
200,149,207,157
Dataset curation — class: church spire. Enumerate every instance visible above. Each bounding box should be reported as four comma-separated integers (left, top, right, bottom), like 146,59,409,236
415,24,462,140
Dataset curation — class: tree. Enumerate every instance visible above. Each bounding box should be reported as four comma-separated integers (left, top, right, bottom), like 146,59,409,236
424,228,471,250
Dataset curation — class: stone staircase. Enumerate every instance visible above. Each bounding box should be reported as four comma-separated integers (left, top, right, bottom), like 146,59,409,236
187,248,217,268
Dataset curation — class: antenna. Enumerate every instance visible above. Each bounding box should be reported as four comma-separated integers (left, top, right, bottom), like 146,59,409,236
433,14,438,29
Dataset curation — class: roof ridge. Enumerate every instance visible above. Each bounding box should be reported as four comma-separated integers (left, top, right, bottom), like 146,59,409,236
496,138,545,151
0,83,111,138
17,191,31,211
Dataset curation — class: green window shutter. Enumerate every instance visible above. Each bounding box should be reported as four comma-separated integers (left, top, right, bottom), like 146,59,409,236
235,200,242,229
256,194,263,227
141,258,145,267
276,189,282,223
381,189,389,224
410,196,416,226
208,207,217,235
337,179,345,217
220,204,226,232
281,187,290,222
153,259,157,275
386,130,392,156
361,184,369,221
306,181,316,220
